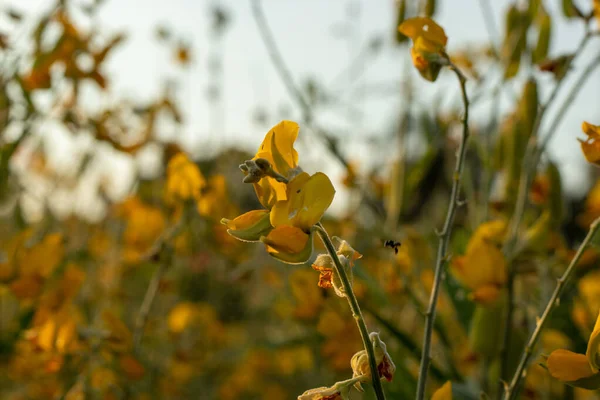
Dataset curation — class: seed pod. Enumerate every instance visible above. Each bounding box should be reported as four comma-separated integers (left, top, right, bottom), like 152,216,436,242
424,0,436,17
395,0,408,44
546,161,563,225
468,300,505,358
517,78,539,138
532,12,551,64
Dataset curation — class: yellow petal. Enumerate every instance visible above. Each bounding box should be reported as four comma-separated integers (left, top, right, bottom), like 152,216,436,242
262,225,309,254
583,121,600,139
270,172,311,227
471,285,502,305
580,139,600,166
398,17,447,48
271,172,335,231
261,226,313,264
222,210,269,230
587,311,600,371
221,210,272,242
254,120,299,177
168,302,198,333
432,381,452,400
452,220,507,293
253,176,287,209
294,172,336,229
548,349,596,382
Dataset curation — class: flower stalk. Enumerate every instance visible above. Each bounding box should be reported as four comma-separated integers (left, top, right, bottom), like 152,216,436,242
503,216,600,400
415,63,469,400
315,223,387,400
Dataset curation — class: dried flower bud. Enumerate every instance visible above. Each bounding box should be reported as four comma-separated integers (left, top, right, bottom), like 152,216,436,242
350,333,396,391
254,157,271,171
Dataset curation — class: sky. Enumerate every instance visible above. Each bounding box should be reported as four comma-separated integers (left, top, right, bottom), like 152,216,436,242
3,0,600,221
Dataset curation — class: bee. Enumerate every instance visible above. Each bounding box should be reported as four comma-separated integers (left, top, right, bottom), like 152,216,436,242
384,240,401,254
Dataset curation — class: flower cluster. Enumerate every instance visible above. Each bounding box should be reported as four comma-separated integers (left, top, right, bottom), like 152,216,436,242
221,120,335,264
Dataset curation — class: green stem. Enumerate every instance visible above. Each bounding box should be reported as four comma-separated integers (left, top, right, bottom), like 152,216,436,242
498,30,594,394
315,223,386,400
503,217,600,400
415,64,470,400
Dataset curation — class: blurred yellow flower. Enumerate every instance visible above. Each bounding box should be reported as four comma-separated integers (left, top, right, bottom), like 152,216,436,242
432,381,452,400
398,17,448,81
119,197,166,263
579,122,600,166
165,152,206,205
451,220,507,304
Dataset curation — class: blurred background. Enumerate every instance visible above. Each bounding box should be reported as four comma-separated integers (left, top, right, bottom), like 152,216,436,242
1,0,600,399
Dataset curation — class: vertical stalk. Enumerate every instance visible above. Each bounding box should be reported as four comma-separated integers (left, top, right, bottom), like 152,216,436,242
315,223,386,400
498,30,594,394
415,64,470,400
503,217,600,400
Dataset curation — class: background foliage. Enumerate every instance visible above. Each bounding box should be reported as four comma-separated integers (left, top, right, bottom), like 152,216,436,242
1,0,600,399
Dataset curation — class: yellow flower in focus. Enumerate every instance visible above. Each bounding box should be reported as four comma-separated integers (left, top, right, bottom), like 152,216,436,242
222,120,335,264
579,122,600,166
547,311,600,389
398,17,448,81
165,152,206,205
221,120,301,244
451,220,507,304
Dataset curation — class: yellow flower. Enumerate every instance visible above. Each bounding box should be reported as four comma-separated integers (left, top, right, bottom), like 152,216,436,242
221,121,300,243
262,171,335,264
432,381,452,400
222,120,335,264
120,198,166,263
451,220,507,304
165,152,206,204
398,17,448,81
579,122,600,166
547,311,600,389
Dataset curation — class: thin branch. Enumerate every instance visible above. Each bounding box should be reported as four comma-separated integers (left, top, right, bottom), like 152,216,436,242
415,63,470,400
133,216,185,350
315,223,386,400
503,216,600,400
539,52,600,152
498,30,594,391
477,0,500,58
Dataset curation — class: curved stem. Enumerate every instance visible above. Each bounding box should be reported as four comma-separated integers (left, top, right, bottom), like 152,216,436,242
503,216,600,400
315,223,386,400
415,64,470,400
